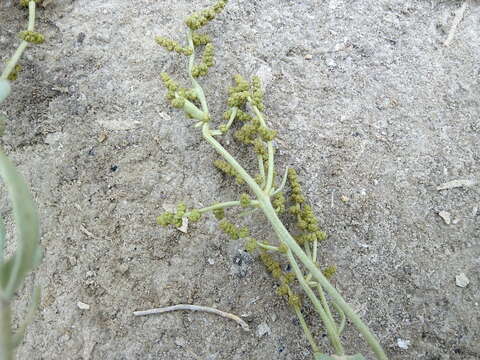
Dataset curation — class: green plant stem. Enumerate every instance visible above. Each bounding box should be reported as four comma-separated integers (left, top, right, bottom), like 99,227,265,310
316,282,338,337
294,304,320,353
223,107,238,131
332,300,346,335
186,200,260,216
286,250,344,355
271,166,289,196
256,242,279,251
1,1,37,81
257,155,266,187
249,102,274,194
0,299,13,360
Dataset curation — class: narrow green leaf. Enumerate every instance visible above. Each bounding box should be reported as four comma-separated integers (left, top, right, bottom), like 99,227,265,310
0,150,41,299
0,80,11,103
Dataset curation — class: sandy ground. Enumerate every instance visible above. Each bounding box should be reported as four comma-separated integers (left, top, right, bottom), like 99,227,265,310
1,0,479,359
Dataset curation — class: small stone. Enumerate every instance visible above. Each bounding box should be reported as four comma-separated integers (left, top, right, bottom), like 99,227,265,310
438,211,451,225
437,179,477,191
175,337,186,347
256,322,271,337
455,273,470,288
304,54,313,60
98,133,108,143
207,258,215,265
397,338,410,349
177,217,189,233
77,301,90,310
325,58,336,67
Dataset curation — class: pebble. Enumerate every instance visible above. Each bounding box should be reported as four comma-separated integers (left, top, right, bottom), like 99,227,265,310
77,301,90,310
256,322,271,337
455,273,470,288
397,338,410,349
174,337,186,347
438,211,451,225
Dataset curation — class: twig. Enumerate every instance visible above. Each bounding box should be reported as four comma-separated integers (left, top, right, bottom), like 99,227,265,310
444,0,469,47
133,304,250,332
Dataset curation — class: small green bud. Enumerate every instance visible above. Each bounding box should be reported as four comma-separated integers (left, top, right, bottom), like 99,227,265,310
171,97,186,108
323,265,336,279
219,124,228,133
245,237,257,253
239,193,251,207
213,207,225,220
19,30,45,44
276,284,289,296
188,210,202,222
278,243,288,254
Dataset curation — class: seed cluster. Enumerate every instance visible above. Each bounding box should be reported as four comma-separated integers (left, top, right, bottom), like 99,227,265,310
155,36,193,56
219,219,249,240
185,0,228,30
287,169,327,245
213,159,244,184
19,30,44,44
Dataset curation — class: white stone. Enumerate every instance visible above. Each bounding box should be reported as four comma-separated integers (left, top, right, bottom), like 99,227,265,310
455,273,470,288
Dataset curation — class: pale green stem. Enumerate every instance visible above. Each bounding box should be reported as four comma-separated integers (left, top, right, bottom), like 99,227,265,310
0,216,5,263
1,1,36,81
256,242,278,251
313,238,318,264
271,166,289,196
257,155,266,188
185,200,260,216
286,250,345,355
294,305,320,353
222,107,238,132
0,299,13,360
332,301,346,335
187,30,208,114
316,282,338,337
182,98,207,121
249,102,274,194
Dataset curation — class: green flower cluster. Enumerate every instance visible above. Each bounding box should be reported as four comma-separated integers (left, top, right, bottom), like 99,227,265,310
244,237,257,252
273,191,286,214
19,30,44,44
155,36,193,56
218,219,249,240
6,64,22,81
192,43,215,78
213,206,225,220
250,76,265,111
288,169,327,245
322,265,337,280
185,0,228,30
213,159,244,184
160,72,198,109
157,203,202,227
192,32,211,46
227,75,249,107
239,193,251,207
157,203,187,227
259,250,301,308
224,109,252,122
287,168,305,204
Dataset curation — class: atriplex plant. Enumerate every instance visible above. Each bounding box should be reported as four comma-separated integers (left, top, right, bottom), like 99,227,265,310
155,1,387,359
0,1,44,359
